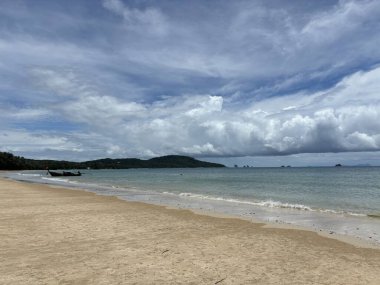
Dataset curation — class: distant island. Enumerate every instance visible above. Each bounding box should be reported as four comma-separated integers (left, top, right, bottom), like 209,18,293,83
0,151,225,170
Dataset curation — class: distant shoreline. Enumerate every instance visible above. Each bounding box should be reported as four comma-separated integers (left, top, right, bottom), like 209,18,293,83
0,152,225,170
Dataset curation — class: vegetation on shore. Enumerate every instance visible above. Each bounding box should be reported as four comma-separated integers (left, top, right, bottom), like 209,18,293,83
0,151,225,170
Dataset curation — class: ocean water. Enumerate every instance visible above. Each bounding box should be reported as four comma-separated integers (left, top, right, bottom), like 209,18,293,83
5,167,380,244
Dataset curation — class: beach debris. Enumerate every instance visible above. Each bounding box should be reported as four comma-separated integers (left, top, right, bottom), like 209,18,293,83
215,277,226,284
161,249,169,254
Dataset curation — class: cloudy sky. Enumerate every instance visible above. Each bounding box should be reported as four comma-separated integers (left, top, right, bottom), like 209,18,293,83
1,0,380,166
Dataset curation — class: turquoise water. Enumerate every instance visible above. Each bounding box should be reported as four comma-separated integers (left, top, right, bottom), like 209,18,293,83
72,167,380,216
6,167,380,244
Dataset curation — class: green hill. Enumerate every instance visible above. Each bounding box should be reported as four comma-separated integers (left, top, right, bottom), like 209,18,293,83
0,152,225,170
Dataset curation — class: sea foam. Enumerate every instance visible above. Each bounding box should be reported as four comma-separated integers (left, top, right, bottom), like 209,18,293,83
178,192,313,211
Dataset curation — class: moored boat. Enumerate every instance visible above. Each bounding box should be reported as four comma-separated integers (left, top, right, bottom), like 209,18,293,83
48,170,81,177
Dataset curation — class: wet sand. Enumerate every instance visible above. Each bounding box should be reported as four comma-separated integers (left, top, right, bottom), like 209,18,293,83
0,178,379,284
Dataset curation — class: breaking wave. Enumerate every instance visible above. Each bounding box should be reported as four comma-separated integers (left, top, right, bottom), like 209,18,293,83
41,176,74,184
178,192,313,211
17,173,42,177
175,192,366,217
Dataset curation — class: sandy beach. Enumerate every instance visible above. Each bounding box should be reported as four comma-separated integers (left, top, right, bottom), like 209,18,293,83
0,178,379,284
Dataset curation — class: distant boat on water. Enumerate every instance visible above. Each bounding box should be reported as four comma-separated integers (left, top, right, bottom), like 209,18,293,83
48,170,82,177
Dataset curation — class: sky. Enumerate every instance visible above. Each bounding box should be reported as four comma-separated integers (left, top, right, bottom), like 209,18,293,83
1,0,380,167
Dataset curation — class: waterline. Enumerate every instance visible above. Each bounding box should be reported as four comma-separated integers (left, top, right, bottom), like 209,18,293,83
4,168,380,245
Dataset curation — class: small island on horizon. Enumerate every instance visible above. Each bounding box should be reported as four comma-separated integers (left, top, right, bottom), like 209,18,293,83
0,151,225,170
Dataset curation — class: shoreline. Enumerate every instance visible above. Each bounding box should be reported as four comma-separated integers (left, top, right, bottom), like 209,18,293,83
3,171,380,249
1,177,380,284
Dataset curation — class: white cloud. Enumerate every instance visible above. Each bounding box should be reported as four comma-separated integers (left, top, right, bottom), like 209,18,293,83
0,108,51,120
31,68,87,97
61,95,146,130
185,96,223,117
1,0,380,162
301,0,380,43
10,66,378,159
2,0,380,96
180,143,221,156
0,130,82,153
102,0,168,35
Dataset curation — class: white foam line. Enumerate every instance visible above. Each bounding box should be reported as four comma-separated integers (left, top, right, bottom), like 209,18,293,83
177,192,366,217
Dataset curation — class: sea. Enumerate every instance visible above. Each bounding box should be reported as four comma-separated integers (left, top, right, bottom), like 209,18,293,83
4,167,380,245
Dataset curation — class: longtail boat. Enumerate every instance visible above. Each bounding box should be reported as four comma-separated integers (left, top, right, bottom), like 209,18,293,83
48,170,82,177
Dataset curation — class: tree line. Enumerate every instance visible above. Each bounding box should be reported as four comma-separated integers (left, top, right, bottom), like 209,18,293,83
0,151,225,170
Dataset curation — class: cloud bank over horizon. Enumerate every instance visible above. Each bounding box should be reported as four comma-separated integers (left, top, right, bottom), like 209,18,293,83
1,0,380,165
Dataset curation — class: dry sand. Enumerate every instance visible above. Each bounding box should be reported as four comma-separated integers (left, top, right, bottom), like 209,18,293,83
0,178,379,284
